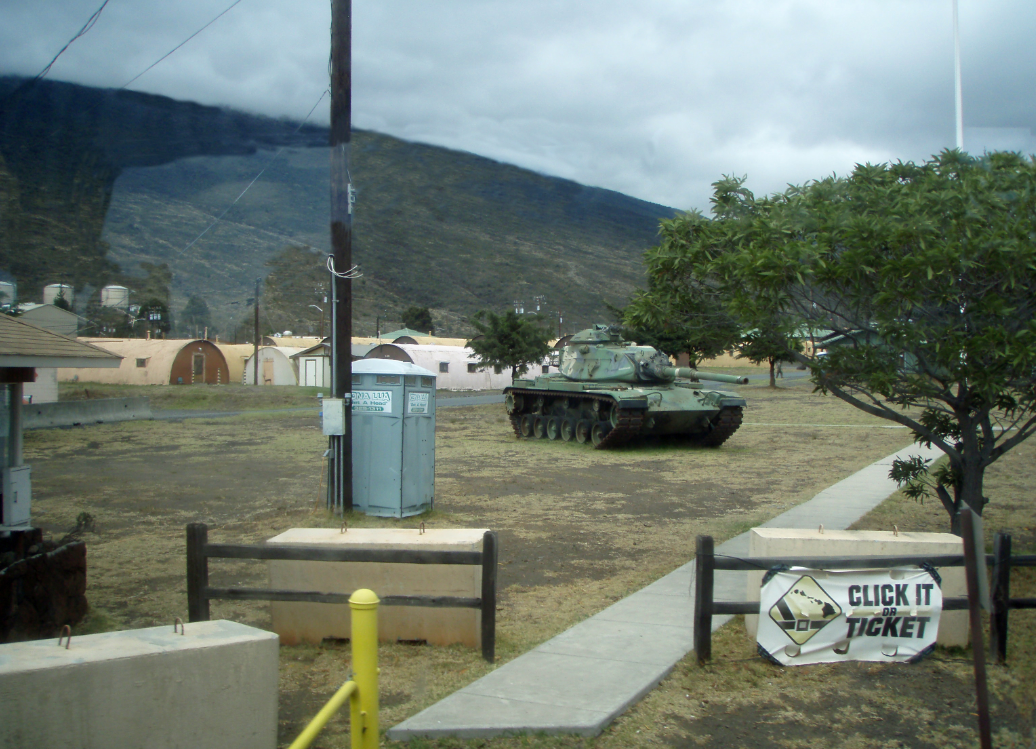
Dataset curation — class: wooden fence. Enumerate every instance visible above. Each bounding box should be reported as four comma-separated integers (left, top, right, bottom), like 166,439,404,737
186,522,499,662
989,532,1036,662
693,532,1035,664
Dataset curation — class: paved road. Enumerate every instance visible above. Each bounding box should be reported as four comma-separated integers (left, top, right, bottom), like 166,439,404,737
153,393,505,421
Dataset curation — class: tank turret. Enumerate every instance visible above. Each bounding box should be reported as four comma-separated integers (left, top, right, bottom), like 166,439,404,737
503,324,749,449
558,324,749,386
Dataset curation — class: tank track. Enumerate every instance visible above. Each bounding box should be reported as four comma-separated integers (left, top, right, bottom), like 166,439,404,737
697,406,743,447
509,413,522,439
596,409,644,448
504,388,645,449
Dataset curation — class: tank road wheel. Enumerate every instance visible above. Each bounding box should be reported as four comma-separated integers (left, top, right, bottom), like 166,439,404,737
504,393,523,415
560,418,576,442
591,421,612,447
575,419,593,444
520,414,535,438
546,417,562,440
608,403,623,429
533,416,548,439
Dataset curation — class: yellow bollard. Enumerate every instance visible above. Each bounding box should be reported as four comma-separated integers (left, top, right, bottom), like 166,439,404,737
349,588,380,749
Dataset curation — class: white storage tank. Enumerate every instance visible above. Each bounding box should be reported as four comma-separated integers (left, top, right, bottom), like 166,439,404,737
0,282,16,307
100,285,130,308
42,284,74,307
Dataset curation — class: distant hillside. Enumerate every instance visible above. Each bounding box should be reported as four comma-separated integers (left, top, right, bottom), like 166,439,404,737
0,77,677,337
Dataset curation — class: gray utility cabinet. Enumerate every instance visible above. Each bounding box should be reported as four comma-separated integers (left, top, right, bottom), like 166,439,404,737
351,359,436,517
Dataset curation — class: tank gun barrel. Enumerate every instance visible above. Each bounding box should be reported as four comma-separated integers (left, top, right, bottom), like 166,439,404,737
663,366,749,385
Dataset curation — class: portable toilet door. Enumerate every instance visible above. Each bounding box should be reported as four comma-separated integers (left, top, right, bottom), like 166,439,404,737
400,369,436,516
351,359,436,517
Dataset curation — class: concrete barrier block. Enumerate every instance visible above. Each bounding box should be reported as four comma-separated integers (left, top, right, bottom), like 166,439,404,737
744,528,967,647
0,619,279,749
268,528,486,647
23,397,153,429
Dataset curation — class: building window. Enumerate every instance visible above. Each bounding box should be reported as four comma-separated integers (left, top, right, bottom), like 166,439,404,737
439,362,449,373
494,365,502,374
136,358,148,368
542,365,550,374
467,363,477,373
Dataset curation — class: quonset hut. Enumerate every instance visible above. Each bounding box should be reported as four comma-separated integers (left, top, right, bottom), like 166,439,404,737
57,339,232,385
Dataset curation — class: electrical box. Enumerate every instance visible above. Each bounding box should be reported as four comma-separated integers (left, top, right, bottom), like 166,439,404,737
321,398,346,436
2,465,31,527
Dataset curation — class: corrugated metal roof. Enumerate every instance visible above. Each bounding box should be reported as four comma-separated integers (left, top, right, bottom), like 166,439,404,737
0,314,121,367
58,338,221,384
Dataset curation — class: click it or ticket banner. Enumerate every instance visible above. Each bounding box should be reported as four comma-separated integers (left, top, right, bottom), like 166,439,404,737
757,566,942,665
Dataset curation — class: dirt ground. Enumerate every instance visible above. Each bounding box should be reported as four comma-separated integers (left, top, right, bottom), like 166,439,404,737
25,378,1036,748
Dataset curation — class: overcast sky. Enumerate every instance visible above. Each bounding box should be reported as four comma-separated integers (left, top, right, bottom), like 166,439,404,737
2,0,1033,211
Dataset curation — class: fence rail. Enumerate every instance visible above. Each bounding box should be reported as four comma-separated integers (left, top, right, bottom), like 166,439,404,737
186,522,498,662
693,532,1034,664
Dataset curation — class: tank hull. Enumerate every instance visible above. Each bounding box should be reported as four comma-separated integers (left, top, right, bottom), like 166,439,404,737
504,373,746,449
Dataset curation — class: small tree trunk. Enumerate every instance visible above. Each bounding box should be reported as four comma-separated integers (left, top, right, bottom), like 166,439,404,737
936,484,963,537
768,358,776,388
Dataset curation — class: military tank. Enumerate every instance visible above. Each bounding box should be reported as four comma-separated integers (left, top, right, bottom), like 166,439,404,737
504,324,749,448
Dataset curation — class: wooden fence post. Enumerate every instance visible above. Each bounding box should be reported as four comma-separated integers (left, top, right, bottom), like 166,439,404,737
694,535,715,665
990,531,1012,663
481,530,498,663
186,522,210,622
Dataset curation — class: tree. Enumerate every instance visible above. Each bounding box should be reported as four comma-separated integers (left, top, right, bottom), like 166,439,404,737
136,299,171,337
624,208,742,364
631,152,1036,534
52,286,71,311
736,321,803,388
179,296,211,338
402,306,435,335
467,310,553,379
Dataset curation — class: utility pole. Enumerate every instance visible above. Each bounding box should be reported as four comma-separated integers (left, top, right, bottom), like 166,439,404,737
329,0,353,512
253,277,260,386
953,0,963,151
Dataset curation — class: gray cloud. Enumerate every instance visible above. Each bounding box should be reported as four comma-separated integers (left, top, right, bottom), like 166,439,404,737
3,0,1033,210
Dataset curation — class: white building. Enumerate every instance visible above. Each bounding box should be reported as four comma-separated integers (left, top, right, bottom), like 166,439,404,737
242,346,302,385
364,344,527,390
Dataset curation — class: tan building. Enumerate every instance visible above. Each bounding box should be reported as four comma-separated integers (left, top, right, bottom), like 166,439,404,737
58,339,232,385
213,344,255,385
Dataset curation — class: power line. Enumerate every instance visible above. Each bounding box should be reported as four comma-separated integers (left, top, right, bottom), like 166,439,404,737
122,0,245,90
35,0,110,82
177,89,329,257
1,0,110,106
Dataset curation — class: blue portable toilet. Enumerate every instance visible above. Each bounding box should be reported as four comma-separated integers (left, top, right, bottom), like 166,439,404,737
351,359,436,517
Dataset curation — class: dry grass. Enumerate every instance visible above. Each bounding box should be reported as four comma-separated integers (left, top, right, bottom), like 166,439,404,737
26,378,1035,747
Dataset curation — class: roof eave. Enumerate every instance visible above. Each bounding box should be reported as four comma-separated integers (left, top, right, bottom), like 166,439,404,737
0,355,122,368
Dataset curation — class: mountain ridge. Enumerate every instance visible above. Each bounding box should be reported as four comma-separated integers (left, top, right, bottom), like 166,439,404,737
0,77,677,337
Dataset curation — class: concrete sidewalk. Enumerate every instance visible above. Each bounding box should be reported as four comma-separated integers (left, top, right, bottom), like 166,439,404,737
387,442,943,740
